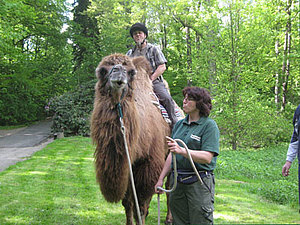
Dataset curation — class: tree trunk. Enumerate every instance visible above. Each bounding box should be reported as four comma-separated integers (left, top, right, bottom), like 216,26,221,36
281,0,292,112
229,3,239,150
186,26,193,86
275,40,280,106
162,24,167,50
207,28,217,94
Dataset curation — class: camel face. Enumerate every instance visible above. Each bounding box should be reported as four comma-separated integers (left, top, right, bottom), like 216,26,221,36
108,64,130,90
96,61,136,103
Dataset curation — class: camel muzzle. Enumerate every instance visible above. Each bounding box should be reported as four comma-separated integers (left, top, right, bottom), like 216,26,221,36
109,64,128,90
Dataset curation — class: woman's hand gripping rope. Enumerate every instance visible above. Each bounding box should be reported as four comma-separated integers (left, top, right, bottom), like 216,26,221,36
155,136,204,225
156,136,204,194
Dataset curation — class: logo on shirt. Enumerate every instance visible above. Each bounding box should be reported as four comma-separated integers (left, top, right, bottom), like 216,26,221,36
190,134,201,142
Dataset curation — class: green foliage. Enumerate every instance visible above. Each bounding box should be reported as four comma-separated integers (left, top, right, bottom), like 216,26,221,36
0,0,75,125
215,143,298,207
48,80,96,137
0,73,44,125
71,0,101,84
212,88,292,149
83,0,299,150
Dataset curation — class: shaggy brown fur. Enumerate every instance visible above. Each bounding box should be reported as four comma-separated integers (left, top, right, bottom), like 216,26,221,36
91,53,170,225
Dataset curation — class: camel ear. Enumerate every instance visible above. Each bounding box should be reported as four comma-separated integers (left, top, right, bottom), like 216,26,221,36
96,66,108,80
127,69,136,82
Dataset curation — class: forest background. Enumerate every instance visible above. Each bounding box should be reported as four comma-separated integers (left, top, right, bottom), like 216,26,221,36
0,0,299,150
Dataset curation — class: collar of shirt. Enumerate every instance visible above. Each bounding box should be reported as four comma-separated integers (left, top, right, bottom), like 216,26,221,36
183,115,207,125
132,42,154,53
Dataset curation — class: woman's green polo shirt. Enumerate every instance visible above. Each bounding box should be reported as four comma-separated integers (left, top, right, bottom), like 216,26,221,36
171,115,220,171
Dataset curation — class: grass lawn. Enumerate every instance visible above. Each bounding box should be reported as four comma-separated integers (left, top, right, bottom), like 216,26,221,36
0,125,26,130
0,137,299,224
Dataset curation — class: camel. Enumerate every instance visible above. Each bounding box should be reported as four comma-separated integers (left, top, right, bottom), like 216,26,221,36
91,53,172,225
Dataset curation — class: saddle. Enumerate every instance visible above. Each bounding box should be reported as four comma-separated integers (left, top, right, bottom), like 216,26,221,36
150,92,184,124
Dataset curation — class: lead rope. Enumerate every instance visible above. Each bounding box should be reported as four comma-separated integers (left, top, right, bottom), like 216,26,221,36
117,103,143,225
156,137,204,225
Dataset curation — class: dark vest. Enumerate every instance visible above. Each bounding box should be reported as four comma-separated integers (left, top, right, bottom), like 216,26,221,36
293,105,300,207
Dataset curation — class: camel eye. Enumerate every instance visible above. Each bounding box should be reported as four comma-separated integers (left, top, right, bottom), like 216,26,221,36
128,69,136,77
112,67,119,73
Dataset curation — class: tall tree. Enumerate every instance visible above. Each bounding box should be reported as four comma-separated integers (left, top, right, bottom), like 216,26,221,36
0,0,73,125
70,0,100,84
281,0,293,111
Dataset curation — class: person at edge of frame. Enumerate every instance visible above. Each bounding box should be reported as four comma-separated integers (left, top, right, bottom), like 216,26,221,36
282,104,300,213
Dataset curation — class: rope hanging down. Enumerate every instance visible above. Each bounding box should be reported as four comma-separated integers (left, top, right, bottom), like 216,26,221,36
118,103,143,225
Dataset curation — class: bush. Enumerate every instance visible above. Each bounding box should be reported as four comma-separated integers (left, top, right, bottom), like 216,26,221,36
48,80,96,136
212,89,293,149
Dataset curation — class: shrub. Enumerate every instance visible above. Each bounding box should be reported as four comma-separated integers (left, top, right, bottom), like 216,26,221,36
48,80,96,136
212,89,293,149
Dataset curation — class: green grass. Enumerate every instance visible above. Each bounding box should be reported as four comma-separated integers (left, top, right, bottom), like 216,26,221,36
0,137,299,224
0,125,27,130
214,179,299,223
215,144,299,207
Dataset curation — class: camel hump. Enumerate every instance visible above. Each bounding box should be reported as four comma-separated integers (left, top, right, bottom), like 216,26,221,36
132,56,152,78
100,53,132,66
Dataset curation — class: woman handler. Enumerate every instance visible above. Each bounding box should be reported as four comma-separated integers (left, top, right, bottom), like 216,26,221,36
155,86,220,224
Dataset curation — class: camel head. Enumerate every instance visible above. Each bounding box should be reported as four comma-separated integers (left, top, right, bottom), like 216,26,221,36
95,54,137,104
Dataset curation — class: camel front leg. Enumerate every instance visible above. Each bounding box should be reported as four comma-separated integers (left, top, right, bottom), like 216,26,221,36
122,191,134,225
165,175,173,225
133,196,151,225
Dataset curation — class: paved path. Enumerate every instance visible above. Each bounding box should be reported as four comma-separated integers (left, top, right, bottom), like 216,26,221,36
0,119,53,172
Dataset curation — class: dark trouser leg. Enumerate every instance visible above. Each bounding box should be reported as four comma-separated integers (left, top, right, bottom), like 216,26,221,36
170,175,215,224
298,162,300,213
153,80,178,126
